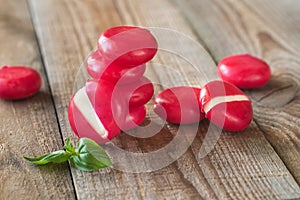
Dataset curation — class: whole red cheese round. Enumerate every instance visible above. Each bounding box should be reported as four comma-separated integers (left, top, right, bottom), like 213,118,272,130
86,50,146,84
154,86,205,124
217,54,271,89
0,66,41,100
115,76,154,107
200,80,253,132
122,105,146,131
98,26,158,66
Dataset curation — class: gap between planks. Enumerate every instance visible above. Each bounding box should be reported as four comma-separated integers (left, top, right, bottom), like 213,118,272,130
26,0,79,199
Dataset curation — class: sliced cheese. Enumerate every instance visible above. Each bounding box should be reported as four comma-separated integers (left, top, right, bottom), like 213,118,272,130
73,87,108,138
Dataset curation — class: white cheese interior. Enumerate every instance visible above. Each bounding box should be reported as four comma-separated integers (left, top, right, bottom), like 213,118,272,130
204,95,250,113
73,87,108,138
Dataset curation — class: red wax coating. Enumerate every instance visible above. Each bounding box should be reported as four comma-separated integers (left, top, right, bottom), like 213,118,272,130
86,79,121,139
68,95,112,144
121,105,146,131
154,86,205,124
68,79,121,144
115,76,154,107
68,79,150,143
68,96,80,137
87,78,151,131
217,54,271,89
0,66,41,100
86,50,146,84
98,26,158,66
200,80,253,132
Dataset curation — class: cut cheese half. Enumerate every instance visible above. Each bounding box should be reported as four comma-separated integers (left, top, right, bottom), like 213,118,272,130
73,87,108,139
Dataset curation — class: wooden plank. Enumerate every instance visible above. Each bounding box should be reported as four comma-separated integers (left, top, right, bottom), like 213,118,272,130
176,0,300,186
29,0,300,199
29,0,205,199
115,0,300,199
0,1,75,199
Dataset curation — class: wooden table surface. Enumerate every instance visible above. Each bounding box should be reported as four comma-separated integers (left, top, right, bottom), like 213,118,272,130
1,0,300,199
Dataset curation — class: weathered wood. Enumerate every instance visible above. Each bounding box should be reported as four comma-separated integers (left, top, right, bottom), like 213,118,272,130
0,0,75,199
176,0,300,186
116,0,300,199
29,0,300,199
29,0,204,199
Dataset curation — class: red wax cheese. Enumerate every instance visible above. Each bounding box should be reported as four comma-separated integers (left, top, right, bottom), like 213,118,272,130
200,80,253,132
98,26,158,66
68,80,120,144
68,79,148,144
86,50,146,84
154,86,205,124
0,66,41,100
115,76,154,107
217,54,271,88
122,105,146,131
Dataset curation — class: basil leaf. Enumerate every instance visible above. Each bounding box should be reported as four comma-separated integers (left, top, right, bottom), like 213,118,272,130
70,138,111,171
78,138,112,167
23,150,72,165
23,137,112,172
70,156,105,172
64,137,75,154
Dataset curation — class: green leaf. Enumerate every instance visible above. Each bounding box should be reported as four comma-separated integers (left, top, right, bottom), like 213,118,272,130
23,150,72,165
23,137,111,172
70,138,111,171
64,137,75,154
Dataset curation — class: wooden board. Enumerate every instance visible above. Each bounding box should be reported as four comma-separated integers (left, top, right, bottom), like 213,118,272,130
28,0,204,199
115,0,300,199
28,0,300,199
0,0,75,199
176,0,300,185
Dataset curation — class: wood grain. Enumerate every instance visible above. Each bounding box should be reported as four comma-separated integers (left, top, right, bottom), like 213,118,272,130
29,0,203,199
0,0,75,199
28,0,300,199
176,0,300,186
116,0,300,199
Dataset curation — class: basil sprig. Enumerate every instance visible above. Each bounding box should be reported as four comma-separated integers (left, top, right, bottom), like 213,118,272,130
24,137,111,172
